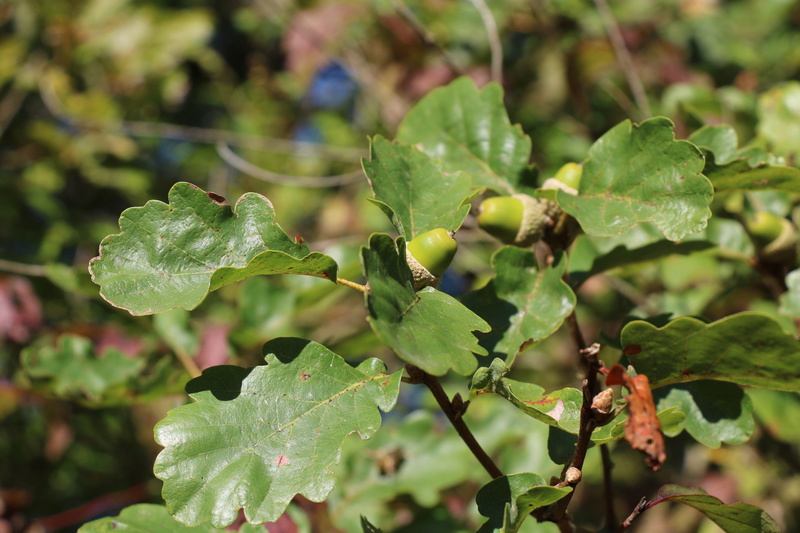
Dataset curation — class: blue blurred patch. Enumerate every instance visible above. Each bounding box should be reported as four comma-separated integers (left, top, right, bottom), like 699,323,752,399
306,61,358,112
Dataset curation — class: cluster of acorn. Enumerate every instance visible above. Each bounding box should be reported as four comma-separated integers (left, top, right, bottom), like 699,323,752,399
405,163,583,290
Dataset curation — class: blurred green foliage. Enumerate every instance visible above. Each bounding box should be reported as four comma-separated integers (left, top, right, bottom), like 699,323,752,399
2,0,800,532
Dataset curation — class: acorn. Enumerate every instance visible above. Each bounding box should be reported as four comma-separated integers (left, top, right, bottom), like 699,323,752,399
476,193,550,247
746,212,798,263
540,162,582,220
405,228,458,290
552,162,583,193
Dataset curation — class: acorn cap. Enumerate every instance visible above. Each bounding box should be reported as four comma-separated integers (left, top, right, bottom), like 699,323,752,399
406,249,442,290
511,193,549,247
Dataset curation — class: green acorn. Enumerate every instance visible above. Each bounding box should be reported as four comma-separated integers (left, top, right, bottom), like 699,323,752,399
406,228,458,290
476,194,549,247
553,162,583,192
746,212,798,263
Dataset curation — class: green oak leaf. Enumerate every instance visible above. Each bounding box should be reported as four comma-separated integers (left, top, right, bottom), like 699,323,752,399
154,338,402,528
20,334,145,402
77,504,265,532
653,381,754,448
748,389,800,443
470,358,583,433
362,136,479,238
476,473,571,533
361,233,490,376
757,81,800,159
568,233,714,287
621,312,800,391
779,268,800,318
553,117,712,241
689,124,800,192
396,77,538,195
462,248,575,363
90,182,338,315
648,485,780,533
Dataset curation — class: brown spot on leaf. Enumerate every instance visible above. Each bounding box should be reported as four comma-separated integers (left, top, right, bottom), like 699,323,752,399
300,373,311,381
274,455,290,467
206,192,229,206
623,344,642,356
295,235,304,245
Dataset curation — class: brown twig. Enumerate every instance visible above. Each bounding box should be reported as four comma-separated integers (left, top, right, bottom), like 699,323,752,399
601,444,618,529
405,364,503,479
550,344,602,527
616,497,648,532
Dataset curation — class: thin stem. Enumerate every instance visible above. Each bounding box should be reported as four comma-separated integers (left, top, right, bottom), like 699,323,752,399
592,0,651,119
387,0,464,74
0,259,48,277
336,277,368,293
39,77,366,162
468,0,503,84
406,364,503,479
174,347,202,379
601,444,618,529
216,142,365,188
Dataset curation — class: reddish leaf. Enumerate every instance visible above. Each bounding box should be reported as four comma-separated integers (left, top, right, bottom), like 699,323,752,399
606,364,666,471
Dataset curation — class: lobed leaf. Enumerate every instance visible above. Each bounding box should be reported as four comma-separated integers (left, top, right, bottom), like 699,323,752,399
463,248,575,364
154,338,402,528
648,485,780,533
90,182,338,315
476,473,571,533
554,117,712,241
654,381,754,448
621,312,800,391
361,233,490,376
470,359,583,434
20,334,145,402
362,136,478,238
689,124,800,192
396,77,538,195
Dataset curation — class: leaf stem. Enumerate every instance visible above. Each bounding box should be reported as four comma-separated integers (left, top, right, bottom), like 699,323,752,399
405,364,503,479
336,277,368,293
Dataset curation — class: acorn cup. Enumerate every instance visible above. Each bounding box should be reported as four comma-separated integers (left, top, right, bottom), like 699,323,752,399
405,228,458,290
